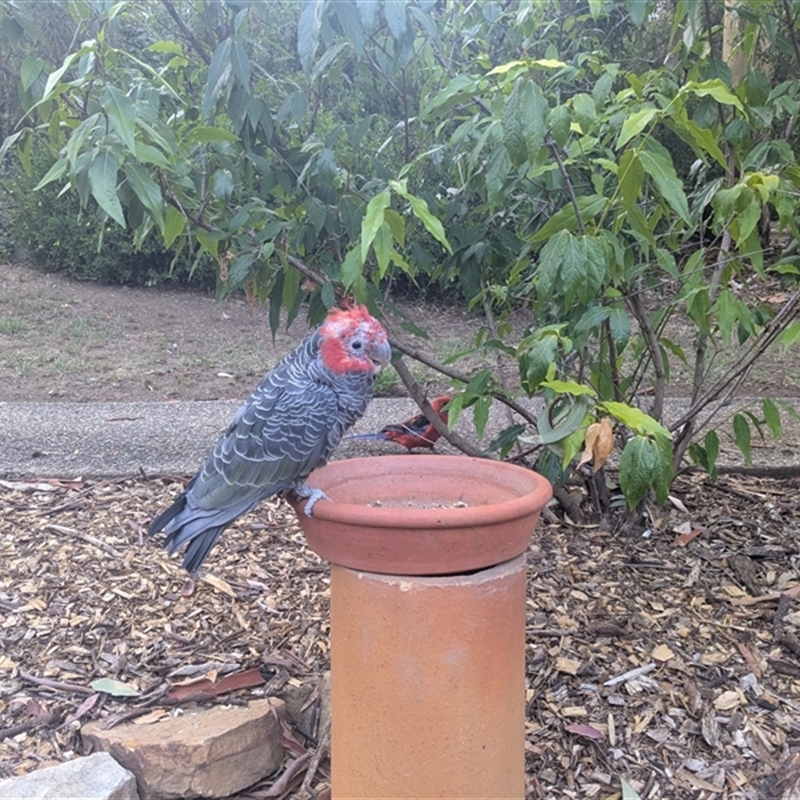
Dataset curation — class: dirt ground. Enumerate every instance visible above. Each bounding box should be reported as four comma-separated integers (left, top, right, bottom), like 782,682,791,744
0,261,471,402
2,262,800,798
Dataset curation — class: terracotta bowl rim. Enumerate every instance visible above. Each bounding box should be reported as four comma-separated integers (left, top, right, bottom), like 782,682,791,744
294,454,553,530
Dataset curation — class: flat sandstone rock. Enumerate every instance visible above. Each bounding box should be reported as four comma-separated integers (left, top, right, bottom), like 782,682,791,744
82,698,285,800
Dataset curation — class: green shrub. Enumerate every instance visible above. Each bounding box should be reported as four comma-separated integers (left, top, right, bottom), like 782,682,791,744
2,157,217,289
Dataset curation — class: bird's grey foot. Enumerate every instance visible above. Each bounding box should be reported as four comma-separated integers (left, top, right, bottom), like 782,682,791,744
293,482,331,517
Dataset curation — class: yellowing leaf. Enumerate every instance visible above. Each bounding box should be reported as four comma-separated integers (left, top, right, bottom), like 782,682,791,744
578,417,614,472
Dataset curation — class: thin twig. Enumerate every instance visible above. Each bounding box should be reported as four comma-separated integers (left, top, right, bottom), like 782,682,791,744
547,139,585,235
671,284,800,435
0,713,59,742
627,283,666,421
482,290,524,456
19,671,95,695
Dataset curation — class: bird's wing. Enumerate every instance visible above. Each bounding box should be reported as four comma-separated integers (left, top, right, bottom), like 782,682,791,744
189,380,340,511
381,411,428,436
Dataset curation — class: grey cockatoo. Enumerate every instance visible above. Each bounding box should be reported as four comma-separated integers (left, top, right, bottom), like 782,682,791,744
149,304,391,573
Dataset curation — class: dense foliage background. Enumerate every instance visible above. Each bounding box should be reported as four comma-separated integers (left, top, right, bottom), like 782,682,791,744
2,0,800,523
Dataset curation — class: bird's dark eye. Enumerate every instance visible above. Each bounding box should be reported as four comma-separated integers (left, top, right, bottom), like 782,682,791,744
352,341,362,350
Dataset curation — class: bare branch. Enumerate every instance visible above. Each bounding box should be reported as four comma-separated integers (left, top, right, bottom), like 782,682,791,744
391,357,484,458
161,0,212,65
627,282,666,421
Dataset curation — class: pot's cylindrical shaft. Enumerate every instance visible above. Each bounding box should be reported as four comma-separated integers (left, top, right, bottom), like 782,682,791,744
330,554,526,799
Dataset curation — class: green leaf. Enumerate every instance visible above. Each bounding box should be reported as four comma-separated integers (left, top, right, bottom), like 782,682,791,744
384,208,405,248
99,85,137,154
389,180,451,253
621,776,643,800
384,0,408,38
619,436,656,508
502,79,546,165
88,150,125,227
537,395,590,445
733,412,752,465
549,105,571,148
163,205,186,248
123,163,164,229
212,169,234,200
187,126,240,143
196,229,222,257
608,305,632,347
202,38,233,119
422,74,479,118
407,194,451,253
33,157,68,191
473,396,491,438
572,93,596,134
20,56,45,91
704,429,719,480
562,235,607,306
231,36,251,88
639,142,691,224
530,195,606,243
485,424,527,458
484,144,511,210
361,190,391,262
282,262,300,310
665,113,727,170
146,39,184,54
40,51,79,104
735,190,761,246
619,436,670,508
332,1,363,55
617,107,657,149
502,80,526,165
715,288,736,344
523,81,548,161
519,334,558,393
683,79,745,113
762,398,781,438
297,0,323,71
90,677,140,697
341,247,363,289
321,280,337,308
540,379,597,397
626,0,650,26
537,229,570,299
373,221,393,278
600,401,671,440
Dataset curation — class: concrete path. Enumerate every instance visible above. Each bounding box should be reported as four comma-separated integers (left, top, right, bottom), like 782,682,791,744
1,395,798,480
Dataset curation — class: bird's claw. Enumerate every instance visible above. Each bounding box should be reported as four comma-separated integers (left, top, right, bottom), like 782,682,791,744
293,483,331,517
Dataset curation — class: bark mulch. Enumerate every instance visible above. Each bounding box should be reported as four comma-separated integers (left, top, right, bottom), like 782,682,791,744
1,470,800,799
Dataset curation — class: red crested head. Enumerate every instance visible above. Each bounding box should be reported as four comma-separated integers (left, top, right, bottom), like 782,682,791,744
318,304,391,375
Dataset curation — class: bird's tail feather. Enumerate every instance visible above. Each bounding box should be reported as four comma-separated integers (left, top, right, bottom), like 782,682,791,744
346,432,389,441
178,527,226,574
148,493,188,536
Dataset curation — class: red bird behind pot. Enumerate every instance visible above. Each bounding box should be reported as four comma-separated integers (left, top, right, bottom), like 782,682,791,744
348,395,451,451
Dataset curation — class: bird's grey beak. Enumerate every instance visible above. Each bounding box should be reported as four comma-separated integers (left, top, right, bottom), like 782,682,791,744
371,339,392,372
